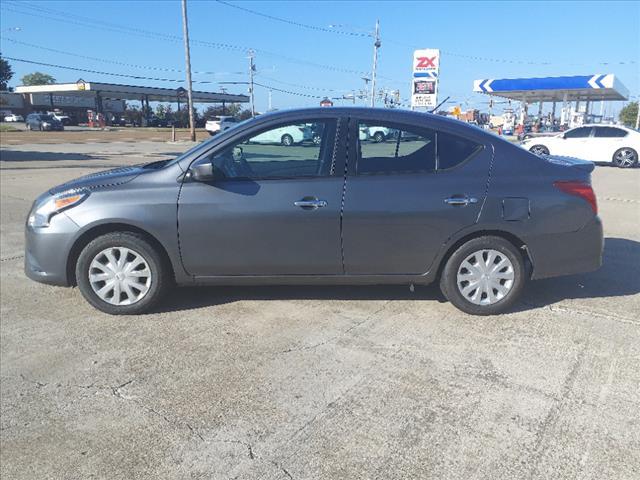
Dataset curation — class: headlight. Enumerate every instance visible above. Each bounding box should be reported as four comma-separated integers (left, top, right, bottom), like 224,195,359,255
42,122,50,126
28,189,89,227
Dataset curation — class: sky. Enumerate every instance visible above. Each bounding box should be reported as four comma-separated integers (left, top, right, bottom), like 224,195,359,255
1,0,639,116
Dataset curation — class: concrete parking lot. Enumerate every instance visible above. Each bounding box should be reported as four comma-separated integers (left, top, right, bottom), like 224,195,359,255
1,131,639,479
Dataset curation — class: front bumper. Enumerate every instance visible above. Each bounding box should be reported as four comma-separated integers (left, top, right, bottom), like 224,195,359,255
24,213,78,286
526,216,604,280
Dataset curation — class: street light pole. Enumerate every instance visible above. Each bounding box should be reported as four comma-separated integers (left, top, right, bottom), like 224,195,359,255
248,49,256,118
181,0,196,141
370,19,380,108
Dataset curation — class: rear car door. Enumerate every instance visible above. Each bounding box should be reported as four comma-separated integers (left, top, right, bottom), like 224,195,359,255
342,118,492,275
591,126,628,162
178,116,346,276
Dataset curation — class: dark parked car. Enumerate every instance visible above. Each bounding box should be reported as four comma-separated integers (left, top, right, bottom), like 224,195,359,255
25,108,603,315
25,113,64,131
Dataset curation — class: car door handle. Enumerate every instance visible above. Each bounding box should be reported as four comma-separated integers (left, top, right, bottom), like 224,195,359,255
294,198,327,210
444,196,478,206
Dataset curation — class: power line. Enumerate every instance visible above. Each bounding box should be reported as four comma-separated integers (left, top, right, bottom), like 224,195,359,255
1,1,369,76
214,0,369,37
5,56,346,101
0,36,244,77
213,0,639,67
3,56,215,84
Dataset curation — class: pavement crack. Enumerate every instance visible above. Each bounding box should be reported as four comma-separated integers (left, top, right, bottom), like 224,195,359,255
281,301,390,353
19,374,47,388
1,254,24,262
272,461,293,479
520,301,639,326
110,379,134,397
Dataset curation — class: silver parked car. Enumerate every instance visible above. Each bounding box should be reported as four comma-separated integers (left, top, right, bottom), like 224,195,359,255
25,108,603,316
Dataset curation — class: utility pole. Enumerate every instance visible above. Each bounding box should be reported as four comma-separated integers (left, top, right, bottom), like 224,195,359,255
370,19,380,108
248,49,256,118
181,0,196,141
635,100,640,130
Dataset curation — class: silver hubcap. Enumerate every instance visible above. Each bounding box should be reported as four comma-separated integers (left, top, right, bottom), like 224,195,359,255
531,146,547,155
88,247,152,306
615,149,635,166
457,249,515,306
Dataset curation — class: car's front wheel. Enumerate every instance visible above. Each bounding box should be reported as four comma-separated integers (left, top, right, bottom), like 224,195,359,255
76,232,170,315
529,144,549,155
281,134,294,146
440,236,526,315
373,131,385,143
612,148,638,168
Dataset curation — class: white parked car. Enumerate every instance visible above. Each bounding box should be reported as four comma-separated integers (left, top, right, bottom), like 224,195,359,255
205,116,239,136
48,112,71,125
4,114,24,122
367,126,394,142
522,125,640,168
250,124,311,146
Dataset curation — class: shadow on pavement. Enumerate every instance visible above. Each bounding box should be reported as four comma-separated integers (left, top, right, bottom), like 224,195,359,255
520,237,640,310
0,150,105,162
157,237,639,315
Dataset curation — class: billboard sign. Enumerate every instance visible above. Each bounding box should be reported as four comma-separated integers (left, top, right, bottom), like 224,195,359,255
411,49,440,109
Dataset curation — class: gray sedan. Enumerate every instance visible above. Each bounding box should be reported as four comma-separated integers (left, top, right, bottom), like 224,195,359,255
25,108,603,315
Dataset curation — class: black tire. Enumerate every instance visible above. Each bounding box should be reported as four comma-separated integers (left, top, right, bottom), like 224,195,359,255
439,236,526,316
612,147,638,168
529,144,549,155
373,131,385,143
281,134,294,146
75,232,170,315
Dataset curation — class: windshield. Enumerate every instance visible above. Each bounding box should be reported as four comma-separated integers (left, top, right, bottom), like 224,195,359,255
166,116,256,168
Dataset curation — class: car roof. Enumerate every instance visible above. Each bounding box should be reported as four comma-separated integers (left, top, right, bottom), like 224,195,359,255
254,107,488,137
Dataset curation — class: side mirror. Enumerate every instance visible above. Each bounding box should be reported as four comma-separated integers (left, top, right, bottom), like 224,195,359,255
190,162,215,182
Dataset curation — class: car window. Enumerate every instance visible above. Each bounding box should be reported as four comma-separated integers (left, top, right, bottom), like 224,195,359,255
358,122,436,174
203,119,337,179
437,131,483,170
564,127,592,138
356,121,481,175
594,127,627,138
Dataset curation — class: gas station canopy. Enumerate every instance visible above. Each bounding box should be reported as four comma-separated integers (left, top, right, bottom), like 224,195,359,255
15,81,249,104
473,74,629,102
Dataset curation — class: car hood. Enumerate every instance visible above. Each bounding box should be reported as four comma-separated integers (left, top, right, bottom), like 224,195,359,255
48,164,146,195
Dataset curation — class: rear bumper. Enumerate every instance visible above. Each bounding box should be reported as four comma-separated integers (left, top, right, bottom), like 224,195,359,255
526,216,604,280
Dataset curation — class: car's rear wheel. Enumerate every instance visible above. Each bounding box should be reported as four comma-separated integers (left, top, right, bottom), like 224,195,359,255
529,144,549,155
281,134,294,146
76,232,169,315
440,236,525,315
612,148,638,168
373,131,385,143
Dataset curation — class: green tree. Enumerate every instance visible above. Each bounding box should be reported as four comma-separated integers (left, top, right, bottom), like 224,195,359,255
21,72,56,86
237,109,253,121
202,103,241,119
619,102,638,128
0,53,14,90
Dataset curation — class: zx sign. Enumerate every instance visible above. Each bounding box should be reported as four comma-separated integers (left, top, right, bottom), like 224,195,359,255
416,56,437,69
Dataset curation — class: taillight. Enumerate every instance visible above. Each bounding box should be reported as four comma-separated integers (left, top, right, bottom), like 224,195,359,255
554,180,597,214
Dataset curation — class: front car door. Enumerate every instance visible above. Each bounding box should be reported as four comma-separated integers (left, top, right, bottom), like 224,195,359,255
342,117,492,275
178,116,346,277
555,126,593,158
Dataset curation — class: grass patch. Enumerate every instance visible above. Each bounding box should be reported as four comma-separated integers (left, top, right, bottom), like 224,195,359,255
0,124,19,132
